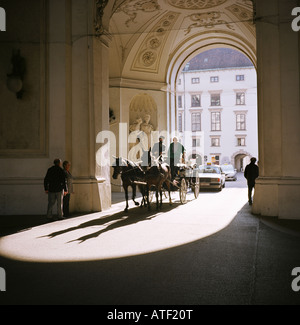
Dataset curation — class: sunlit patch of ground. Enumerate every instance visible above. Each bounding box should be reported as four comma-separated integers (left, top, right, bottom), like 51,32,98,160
0,187,248,262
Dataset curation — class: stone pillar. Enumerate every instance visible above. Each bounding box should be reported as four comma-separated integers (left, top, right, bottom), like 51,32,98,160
69,0,111,213
253,0,300,219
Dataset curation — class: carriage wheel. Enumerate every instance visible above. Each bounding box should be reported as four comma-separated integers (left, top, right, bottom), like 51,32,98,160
193,176,200,199
179,178,187,204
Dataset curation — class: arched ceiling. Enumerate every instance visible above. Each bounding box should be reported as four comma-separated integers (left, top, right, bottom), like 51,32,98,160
107,0,255,83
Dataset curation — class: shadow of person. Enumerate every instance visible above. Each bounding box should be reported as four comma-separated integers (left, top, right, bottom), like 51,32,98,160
42,202,181,243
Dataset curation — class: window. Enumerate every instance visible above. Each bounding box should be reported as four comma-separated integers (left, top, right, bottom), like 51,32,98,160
236,75,245,81
210,76,219,83
191,94,201,107
236,92,246,105
178,113,183,133
178,79,182,85
191,113,201,132
236,114,246,130
192,77,200,84
211,112,221,131
237,137,246,146
211,138,220,147
211,94,221,106
178,95,183,108
192,138,201,148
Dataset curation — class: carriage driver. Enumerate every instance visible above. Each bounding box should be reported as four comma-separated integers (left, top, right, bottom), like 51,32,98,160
152,135,166,160
168,136,186,179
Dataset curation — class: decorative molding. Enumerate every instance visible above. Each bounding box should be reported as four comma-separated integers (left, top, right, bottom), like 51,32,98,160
109,77,167,91
0,176,108,186
131,11,179,73
94,0,109,37
0,176,109,186
255,177,300,186
0,178,44,186
115,0,161,27
188,108,203,113
208,107,224,112
233,110,249,115
225,3,255,36
167,0,227,10
238,0,253,9
231,149,252,162
185,11,235,35
129,94,158,118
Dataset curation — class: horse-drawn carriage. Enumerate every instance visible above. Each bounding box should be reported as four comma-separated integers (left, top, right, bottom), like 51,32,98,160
168,163,200,204
112,156,200,211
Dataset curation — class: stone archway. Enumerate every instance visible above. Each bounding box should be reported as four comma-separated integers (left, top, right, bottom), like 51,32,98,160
106,0,300,220
231,150,252,172
1,0,299,219
166,36,256,134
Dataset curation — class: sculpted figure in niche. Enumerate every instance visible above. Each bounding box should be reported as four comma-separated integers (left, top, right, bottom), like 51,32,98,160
129,117,143,133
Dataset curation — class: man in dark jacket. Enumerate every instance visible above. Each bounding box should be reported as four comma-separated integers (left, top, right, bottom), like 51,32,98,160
168,136,186,178
244,157,259,205
44,159,68,220
152,136,166,160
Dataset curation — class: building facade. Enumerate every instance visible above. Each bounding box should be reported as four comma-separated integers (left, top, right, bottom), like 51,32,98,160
176,49,258,170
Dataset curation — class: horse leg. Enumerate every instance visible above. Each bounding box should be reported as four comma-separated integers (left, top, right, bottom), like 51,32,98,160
132,184,139,207
159,181,164,208
156,189,159,211
124,185,129,212
147,185,151,211
160,187,163,209
138,185,143,208
142,185,148,207
139,185,146,208
167,181,172,205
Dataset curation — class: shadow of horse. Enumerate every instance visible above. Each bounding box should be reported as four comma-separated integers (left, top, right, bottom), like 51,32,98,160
42,202,182,244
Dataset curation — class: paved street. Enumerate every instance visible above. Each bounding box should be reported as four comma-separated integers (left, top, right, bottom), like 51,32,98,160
0,173,300,305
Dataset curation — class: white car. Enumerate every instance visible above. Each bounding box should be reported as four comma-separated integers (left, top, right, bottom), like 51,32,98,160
221,164,237,181
198,165,226,191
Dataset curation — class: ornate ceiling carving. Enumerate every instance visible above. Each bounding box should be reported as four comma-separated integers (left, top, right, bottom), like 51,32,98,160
115,0,161,27
109,0,256,76
226,3,255,35
167,0,228,10
94,0,109,37
185,11,235,35
131,11,180,73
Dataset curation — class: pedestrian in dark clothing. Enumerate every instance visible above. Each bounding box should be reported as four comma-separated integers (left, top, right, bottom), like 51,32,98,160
244,157,259,205
44,159,68,220
168,137,185,179
63,161,74,218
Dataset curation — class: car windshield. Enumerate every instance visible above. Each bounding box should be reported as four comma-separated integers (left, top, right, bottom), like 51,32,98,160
199,166,221,174
221,165,234,172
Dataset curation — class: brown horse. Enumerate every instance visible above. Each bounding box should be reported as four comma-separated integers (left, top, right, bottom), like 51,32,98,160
112,157,147,212
145,159,172,211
